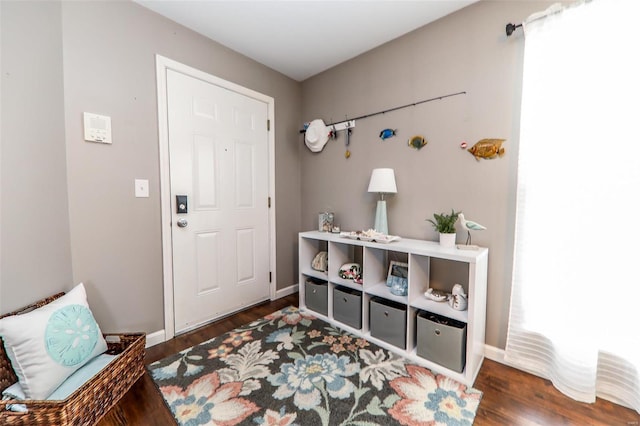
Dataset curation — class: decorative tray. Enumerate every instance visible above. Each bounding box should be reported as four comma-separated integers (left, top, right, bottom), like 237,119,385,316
339,230,401,244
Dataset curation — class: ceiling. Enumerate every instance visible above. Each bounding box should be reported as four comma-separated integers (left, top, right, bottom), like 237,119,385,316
134,0,479,81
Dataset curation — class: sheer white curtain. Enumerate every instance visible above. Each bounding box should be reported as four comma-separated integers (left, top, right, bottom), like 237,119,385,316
505,0,640,413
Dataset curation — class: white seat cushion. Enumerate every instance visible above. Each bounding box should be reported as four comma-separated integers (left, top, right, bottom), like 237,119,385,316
2,353,116,407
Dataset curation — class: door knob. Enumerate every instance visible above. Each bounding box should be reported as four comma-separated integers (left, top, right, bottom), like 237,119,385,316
176,218,188,228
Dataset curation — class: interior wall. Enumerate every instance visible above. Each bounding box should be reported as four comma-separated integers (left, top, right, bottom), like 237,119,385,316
60,1,302,333
300,1,556,349
0,1,73,313
1,0,302,333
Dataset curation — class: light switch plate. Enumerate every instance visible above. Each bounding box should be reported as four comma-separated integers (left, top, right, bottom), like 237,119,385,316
135,179,149,198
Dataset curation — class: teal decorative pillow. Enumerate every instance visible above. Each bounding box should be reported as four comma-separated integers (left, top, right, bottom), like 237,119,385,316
0,283,108,400
45,304,101,366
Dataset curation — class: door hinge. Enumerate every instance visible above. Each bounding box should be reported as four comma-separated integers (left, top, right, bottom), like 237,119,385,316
267,119,270,131
269,271,272,283
268,196,271,208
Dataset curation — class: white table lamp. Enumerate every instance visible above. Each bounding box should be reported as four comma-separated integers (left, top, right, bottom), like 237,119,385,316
367,168,397,235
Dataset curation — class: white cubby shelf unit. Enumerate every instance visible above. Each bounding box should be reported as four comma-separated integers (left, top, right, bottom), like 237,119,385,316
298,230,488,386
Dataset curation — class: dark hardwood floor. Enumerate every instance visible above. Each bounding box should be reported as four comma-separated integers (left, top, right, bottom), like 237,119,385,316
99,294,639,425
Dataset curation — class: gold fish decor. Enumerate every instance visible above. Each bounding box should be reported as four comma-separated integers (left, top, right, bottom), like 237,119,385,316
467,138,506,161
408,135,428,150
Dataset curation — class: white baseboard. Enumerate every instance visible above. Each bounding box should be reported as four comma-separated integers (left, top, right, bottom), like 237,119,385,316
484,344,507,364
145,286,299,347
146,330,166,348
273,283,299,300
484,344,537,374
483,344,550,379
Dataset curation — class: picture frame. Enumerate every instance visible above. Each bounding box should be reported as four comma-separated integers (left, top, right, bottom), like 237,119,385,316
386,261,408,289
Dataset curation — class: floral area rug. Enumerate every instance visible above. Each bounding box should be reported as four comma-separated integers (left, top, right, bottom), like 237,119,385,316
148,306,482,426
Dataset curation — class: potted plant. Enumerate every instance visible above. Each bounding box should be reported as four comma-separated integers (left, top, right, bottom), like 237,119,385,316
427,209,460,247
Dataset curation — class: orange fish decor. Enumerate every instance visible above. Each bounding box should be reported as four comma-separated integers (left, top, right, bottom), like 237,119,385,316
467,138,506,161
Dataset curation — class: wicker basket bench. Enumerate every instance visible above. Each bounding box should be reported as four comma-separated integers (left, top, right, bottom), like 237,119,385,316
0,292,146,425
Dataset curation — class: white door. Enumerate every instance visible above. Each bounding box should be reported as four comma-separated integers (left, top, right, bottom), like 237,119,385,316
167,69,270,334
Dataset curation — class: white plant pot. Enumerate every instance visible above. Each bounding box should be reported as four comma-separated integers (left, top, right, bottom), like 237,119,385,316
439,232,456,248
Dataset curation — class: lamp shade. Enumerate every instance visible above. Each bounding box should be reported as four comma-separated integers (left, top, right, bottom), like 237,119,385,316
367,168,397,194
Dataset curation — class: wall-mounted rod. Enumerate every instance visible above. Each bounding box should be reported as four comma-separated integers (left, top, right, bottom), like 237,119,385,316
506,22,523,36
505,3,565,37
300,90,466,133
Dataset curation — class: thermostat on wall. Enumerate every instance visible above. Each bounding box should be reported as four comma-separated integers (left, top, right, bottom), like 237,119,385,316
83,112,112,144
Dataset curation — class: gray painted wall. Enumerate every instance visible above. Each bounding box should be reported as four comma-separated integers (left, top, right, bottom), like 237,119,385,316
300,1,556,349
1,1,73,313
1,1,302,334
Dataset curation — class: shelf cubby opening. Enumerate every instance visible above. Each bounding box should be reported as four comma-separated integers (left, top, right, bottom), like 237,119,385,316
328,242,363,287
299,237,329,281
409,256,470,323
364,248,409,303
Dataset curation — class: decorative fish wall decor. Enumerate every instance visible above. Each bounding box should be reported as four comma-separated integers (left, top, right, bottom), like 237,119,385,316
408,135,428,150
379,128,397,140
467,138,506,161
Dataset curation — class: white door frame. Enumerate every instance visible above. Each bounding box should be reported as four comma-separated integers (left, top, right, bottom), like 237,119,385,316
155,55,277,341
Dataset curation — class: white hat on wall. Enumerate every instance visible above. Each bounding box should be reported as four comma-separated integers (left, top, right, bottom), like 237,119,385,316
304,119,329,152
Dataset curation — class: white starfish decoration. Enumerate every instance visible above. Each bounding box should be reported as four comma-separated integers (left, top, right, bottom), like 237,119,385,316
458,213,486,245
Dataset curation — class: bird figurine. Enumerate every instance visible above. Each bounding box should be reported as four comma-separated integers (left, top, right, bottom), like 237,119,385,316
458,213,486,245
449,284,468,311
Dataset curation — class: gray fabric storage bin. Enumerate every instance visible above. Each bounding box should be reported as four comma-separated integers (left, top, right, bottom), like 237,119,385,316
369,297,406,349
333,286,362,329
417,311,467,372
305,278,328,316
